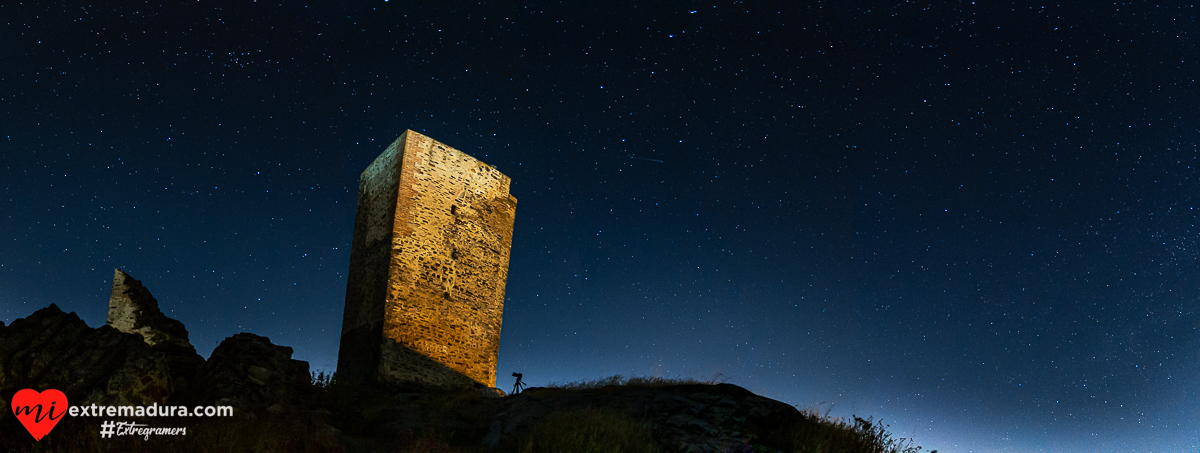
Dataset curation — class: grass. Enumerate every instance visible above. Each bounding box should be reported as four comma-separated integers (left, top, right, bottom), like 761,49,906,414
762,408,935,453
515,406,658,453
542,375,937,453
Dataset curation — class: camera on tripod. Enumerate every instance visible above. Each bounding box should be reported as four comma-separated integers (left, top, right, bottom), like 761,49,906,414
511,372,526,394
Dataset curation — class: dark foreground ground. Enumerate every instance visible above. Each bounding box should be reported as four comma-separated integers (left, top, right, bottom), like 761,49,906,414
2,375,934,453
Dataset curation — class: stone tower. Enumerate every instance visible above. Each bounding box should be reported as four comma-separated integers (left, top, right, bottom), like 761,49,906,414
338,130,517,389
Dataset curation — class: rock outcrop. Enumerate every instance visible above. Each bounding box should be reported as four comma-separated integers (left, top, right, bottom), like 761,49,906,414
106,268,204,390
0,304,172,406
152,337,205,394
1,273,314,418
183,332,313,412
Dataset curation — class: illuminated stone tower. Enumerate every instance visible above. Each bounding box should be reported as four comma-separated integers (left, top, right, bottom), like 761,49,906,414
337,130,516,388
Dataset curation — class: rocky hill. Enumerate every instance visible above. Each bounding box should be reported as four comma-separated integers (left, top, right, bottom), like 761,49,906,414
0,272,928,453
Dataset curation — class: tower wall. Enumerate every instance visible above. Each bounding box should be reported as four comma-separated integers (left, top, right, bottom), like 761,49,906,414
338,130,516,388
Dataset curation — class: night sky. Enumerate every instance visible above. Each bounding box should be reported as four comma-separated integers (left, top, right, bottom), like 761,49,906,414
3,2,1198,451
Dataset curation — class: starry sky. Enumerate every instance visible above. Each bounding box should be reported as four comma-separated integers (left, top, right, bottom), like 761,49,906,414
2,2,1198,452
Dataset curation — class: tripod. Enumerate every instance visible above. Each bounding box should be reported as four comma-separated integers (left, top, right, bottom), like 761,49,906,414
511,372,526,395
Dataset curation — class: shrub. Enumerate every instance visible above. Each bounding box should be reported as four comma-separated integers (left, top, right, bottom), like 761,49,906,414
762,408,934,453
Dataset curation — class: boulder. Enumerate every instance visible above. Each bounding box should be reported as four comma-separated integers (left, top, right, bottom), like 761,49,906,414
0,304,172,406
152,337,205,394
481,387,507,398
186,332,313,412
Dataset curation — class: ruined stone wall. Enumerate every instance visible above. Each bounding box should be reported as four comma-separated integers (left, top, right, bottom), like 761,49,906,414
108,268,190,347
338,130,516,388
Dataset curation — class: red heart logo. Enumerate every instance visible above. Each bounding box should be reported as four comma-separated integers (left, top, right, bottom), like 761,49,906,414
11,389,69,441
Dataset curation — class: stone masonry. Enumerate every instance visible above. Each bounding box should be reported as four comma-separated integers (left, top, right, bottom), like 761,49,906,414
338,130,517,389
107,268,204,390
107,268,189,347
